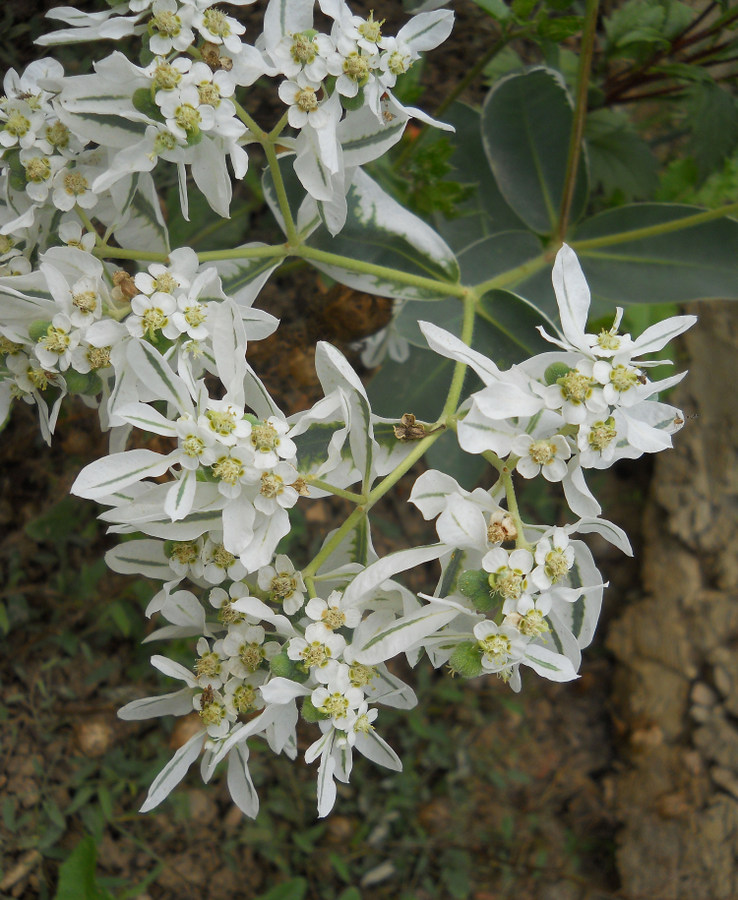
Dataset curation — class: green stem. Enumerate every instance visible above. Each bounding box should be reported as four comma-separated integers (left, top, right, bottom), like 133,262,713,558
555,0,600,244
74,205,100,244
301,426,448,580
263,138,300,245
473,253,550,296
93,245,170,263
571,201,738,251
269,110,290,142
297,244,465,298
440,291,477,419
196,243,289,263
306,476,366,504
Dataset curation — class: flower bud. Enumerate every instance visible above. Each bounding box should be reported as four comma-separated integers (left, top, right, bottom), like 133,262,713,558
544,362,571,385
449,641,484,678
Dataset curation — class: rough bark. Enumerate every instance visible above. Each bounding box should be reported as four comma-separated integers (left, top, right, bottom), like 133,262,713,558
607,301,738,898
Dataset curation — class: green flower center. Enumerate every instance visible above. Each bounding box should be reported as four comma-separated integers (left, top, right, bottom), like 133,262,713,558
343,52,370,83
528,439,556,465
72,291,97,314
195,651,221,678
41,326,70,354
63,171,89,196
46,121,70,148
212,455,244,485
232,684,257,713
203,8,231,38
295,87,319,112
87,346,111,370
153,61,182,91
206,408,236,435
478,634,511,665
587,417,617,452
182,434,205,457
5,110,30,137
239,642,264,673
610,364,639,393
557,370,593,404
290,32,317,65
544,549,569,582
211,543,236,570
251,423,279,453
320,693,349,717
151,10,181,37
24,156,51,183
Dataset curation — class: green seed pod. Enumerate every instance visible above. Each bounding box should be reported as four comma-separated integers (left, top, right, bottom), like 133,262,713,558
449,641,484,678
29,320,52,342
270,649,308,682
458,569,498,612
341,86,365,112
132,87,161,121
64,369,102,396
544,362,571,385
301,696,329,722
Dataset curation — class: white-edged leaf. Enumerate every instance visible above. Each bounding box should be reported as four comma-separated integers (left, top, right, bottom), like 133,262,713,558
352,603,459,664
227,745,259,818
150,654,198,687
306,168,459,300
126,341,193,414
164,468,197,522
342,543,445,609
105,539,171,580
117,688,193,721
139,730,206,812
71,448,174,500
355,729,402,771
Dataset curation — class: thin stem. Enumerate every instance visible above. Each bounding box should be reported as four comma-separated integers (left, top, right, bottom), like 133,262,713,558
440,291,477,419
555,0,600,244
297,244,465,298
263,139,299,245
305,476,366,504
93,245,170,263
571,201,738,251
196,243,289,263
301,505,367,579
269,109,290,142
75,205,101,245
473,253,550,296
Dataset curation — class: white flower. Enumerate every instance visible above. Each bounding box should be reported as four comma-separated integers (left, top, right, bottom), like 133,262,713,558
257,554,305,615
511,433,571,481
148,0,195,55
531,527,575,590
305,590,361,631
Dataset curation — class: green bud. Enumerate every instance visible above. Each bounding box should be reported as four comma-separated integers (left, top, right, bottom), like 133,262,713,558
449,641,484,678
341,86,365,112
29,319,52,342
64,369,102,396
243,413,259,425
163,540,176,558
458,569,498,613
270,649,308,682
301,696,329,722
132,87,161,121
544,362,571,385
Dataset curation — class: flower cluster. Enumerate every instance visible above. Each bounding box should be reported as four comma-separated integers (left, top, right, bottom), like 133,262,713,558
0,0,695,821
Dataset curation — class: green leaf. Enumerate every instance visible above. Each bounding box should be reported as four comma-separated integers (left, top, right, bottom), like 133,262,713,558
571,203,738,310
481,67,589,234
585,109,659,202
255,878,308,900
305,168,460,300
54,837,114,900
470,0,511,21
537,14,584,41
434,104,526,252
603,0,667,54
686,82,738,182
